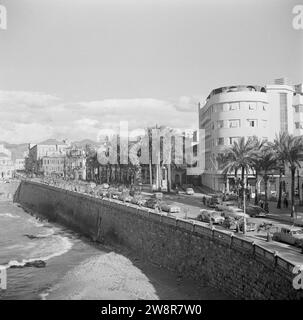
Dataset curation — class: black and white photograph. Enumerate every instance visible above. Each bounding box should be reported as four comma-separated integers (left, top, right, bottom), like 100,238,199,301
0,0,303,309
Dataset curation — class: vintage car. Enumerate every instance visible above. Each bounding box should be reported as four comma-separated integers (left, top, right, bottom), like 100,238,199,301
246,205,267,217
273,226,303,247
145,198,160,209
186,188,194,195
222,216,238,230
197,210,225,224
160,202,181,213
152,192,163,200
239,219,257,232
118,192,133,202
131,196,147,206
206,196,220,208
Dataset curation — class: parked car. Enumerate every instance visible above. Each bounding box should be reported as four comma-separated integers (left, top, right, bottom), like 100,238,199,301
186,188,194,195
273,226,303,247
215,201,236,211
222,209,250,220
145,198,160,209
160,202,181,213
152,192,163,200
197,210,225,224
206,196,220,208
131,196,147,206
118,192,132,202
101,183,110,189
246,205,267,217
239,219,257,232
222,216,238,230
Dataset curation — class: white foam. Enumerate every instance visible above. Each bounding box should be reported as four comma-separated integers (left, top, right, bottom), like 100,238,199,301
39,292,50,300
27,217,44,228
5,235,73,268
0,213,19,219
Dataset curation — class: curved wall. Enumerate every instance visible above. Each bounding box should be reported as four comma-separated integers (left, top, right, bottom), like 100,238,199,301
14,180,303,300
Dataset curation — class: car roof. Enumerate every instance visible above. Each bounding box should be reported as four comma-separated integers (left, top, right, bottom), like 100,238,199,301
281,226,302,231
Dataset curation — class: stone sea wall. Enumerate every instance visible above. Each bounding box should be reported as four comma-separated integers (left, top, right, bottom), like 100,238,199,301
14,180,303,300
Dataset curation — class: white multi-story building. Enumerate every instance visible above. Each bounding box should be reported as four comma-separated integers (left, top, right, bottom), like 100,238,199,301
199,78,303,192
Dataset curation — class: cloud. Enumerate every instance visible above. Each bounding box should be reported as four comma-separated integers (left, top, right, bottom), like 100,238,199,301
0,90,199,143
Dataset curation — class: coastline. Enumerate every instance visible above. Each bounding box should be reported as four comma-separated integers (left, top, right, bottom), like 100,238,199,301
1,196,232,300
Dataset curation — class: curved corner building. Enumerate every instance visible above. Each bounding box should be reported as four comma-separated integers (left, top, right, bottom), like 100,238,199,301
199,80,302,192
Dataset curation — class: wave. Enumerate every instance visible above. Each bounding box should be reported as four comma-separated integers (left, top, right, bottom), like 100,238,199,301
0,213,20,219
39,292,50,300
27,217,45,228
4,235,73,269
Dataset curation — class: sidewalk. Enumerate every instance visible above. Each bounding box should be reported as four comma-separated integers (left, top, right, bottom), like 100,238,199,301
266,201,303,226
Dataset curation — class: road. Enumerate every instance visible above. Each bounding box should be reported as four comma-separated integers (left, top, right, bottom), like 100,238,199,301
144,192,303,265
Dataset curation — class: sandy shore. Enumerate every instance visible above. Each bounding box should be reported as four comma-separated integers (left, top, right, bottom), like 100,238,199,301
46,247,233,300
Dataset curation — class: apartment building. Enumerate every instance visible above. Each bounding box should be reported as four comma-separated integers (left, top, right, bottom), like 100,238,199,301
199,78,303,192
26,139,69,175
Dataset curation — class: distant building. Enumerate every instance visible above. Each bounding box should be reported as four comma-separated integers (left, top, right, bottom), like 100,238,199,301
25,139,68,175
41,155,65,177
65,147,86,180
14,158,26,171
0,145,14,180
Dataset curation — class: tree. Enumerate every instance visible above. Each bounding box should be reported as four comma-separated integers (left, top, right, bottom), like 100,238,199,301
270,133,303,217
219,137,256,196
271,133,287,209
247,137,266,205
251,145,277,211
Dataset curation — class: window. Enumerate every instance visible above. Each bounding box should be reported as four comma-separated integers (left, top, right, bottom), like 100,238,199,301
217,120,224,128
248,103,257,110
216,104,223,112
229,119,240,128
229,137,240,145
295,122,303,129
217,138,225,146
248,119,257,127
229,103,239,111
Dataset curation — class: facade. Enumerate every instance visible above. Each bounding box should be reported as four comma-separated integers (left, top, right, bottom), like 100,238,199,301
14,158,26,171
0,145,14,180
199,79,303,192
26,139,68,175
41,155,65,177
65,147,87,180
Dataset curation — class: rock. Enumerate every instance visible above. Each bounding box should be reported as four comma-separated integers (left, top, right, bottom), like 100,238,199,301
24,260,46,268
23,234,39,240
10,260,46,269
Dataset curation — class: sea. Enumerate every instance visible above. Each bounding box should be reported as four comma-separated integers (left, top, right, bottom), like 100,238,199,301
0,183,230,300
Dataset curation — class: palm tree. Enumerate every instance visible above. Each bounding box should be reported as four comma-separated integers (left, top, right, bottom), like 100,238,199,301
270,133,303,217
248,137,266,205
271,133,287,209
220,137,256,194
252,146,277,211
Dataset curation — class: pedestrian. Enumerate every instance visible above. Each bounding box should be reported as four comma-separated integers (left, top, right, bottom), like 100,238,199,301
259,199,264,209
283,196,288,208
264,202,269,213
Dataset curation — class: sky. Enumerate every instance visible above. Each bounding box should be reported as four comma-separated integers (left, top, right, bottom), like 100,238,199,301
0,0,302,143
